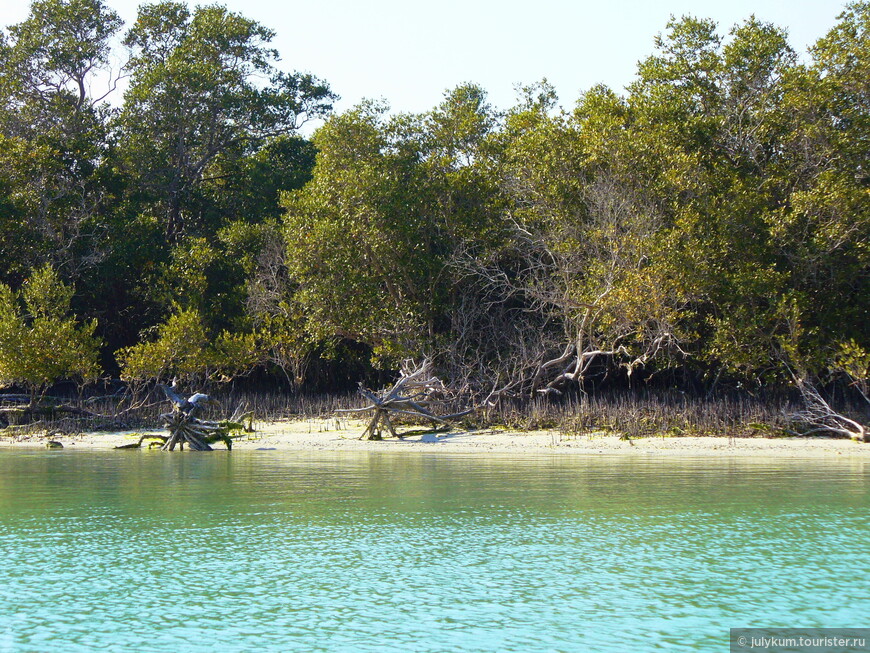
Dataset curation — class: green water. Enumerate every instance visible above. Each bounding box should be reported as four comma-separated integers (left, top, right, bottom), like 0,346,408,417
0,451,867,652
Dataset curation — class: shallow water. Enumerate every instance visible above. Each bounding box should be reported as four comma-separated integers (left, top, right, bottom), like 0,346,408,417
0,451,867,652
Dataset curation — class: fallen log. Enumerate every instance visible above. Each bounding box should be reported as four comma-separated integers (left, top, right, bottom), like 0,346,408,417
0,403,104,427
0,394,64,404
787,377,868,442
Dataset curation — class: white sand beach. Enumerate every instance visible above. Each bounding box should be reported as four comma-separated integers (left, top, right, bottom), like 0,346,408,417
2,418,869,457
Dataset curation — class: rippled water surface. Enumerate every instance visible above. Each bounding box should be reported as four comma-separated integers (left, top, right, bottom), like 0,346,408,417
0,451,868,652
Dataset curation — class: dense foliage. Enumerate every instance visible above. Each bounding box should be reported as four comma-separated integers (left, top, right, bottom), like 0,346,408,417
1,0,867,398
0,265,100,403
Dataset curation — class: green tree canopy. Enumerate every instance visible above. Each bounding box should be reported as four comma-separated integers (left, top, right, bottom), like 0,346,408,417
0,265,101,403
282,86,501,366
0,0,122,280
118,1,337,240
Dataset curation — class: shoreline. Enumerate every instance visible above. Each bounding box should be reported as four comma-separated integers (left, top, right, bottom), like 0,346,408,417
1,418,869,457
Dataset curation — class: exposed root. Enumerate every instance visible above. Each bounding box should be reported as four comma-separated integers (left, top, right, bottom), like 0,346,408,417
338,360,473,440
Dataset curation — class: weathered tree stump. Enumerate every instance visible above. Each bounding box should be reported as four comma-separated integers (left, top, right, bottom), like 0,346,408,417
115,384,251,451
156,384,223,450
337,360,472,440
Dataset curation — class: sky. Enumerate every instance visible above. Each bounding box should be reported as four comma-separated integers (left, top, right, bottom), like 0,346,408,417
0,0,851,116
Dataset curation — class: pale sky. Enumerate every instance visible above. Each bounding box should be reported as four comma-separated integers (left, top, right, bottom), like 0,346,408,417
0,0,850,115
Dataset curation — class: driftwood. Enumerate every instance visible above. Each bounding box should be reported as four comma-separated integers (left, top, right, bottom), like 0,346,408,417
337,360,472,440
158,384,223,450
788,377,868,442
115,384,251,451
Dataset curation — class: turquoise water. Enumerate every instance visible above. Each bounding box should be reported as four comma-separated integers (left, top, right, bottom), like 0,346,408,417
0,451,867,652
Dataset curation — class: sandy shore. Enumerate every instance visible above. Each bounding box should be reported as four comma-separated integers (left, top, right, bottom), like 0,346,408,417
1,417,869,457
